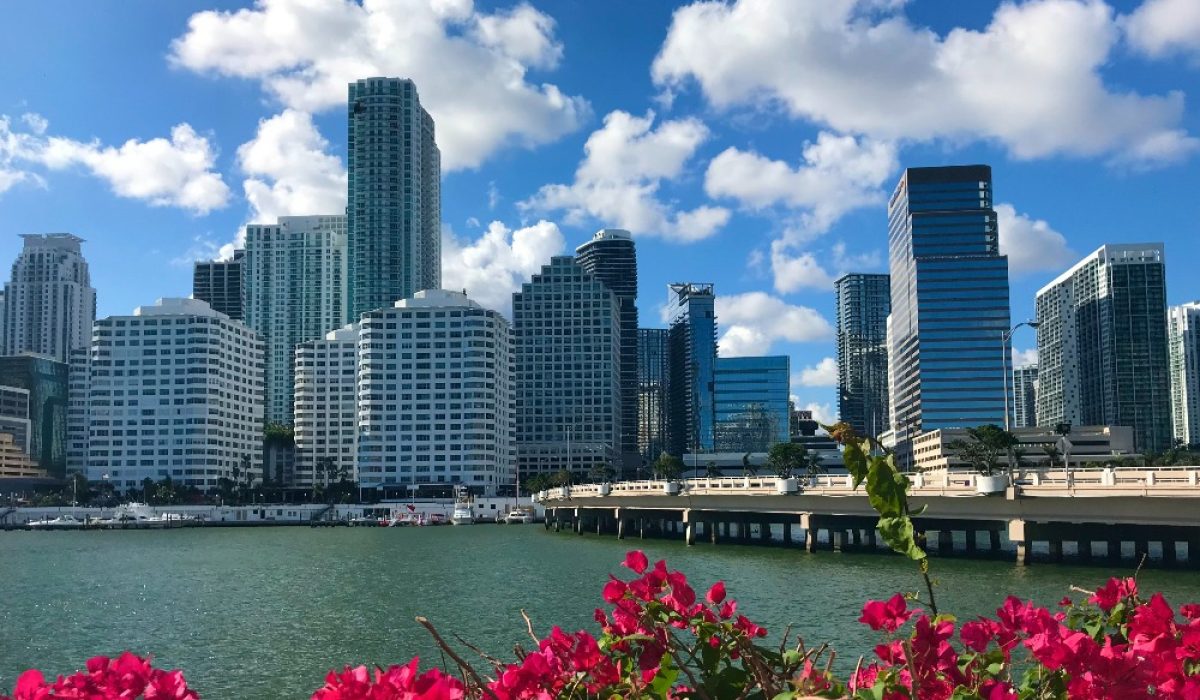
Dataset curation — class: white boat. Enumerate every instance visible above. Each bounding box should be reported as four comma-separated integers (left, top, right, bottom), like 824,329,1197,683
389,511,423,527
27,514,85,530
450,486,474,525
100,503,186,529
504,507,535,524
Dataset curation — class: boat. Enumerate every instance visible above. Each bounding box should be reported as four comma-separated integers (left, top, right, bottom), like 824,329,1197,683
27,514,85,530
388,511,423,527
450,486,474,525
99,503,187,529
504,507,535,524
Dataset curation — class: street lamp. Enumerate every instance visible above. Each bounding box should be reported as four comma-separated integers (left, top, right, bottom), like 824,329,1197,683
1002,321,1040,431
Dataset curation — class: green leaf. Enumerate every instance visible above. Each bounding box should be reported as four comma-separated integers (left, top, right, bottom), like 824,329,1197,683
844,439,869,489
647,654,679,697
878,516,926,561
866,458,907,518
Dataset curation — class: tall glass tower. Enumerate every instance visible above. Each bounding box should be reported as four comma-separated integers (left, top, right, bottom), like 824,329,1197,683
637,328,668,467
887,165,1011,458
346,77,440,320
1036,244,1170,453
575,229,638,475
666,283,717,457
835,273,891,439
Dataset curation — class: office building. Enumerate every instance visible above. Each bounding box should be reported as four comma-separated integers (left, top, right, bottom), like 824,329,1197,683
666,283,718,457
192,250,245,321
80,298,264,492
356,290,512,495
714,356,790,452
887,165,1011,460
66,347,90,475
243,215,348,424
576,229,639,475
789,409,842,467
835,273,890,438
1012,364,1038,429
347,77,441,320
2,234,96,362
294,324,360,487
0,385,31,456
637,327,669,468
514,257,621,478
913,425,1136,472
1036,244,1171,453
0,354,67,477
0,432,44,479
1169,302,1200,447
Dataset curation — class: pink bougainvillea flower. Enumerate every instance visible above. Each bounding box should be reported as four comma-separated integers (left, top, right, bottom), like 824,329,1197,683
859,594,915,632
601,577,627,604
621,550,648,574
705,581,726,605
1089,577,1137,612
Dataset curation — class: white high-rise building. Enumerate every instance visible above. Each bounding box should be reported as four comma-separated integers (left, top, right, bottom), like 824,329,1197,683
78,298,264,492
1168,302,1200,447
356,290,513,496
66,347,90,475
294,324,360,487
243,215,347,425
2,234,96,362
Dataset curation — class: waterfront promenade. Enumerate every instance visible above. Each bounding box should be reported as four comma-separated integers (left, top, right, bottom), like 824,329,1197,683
536,466,1200,566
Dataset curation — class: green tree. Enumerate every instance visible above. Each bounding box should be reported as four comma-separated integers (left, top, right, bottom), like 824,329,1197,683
588,464,616,483
1042,443,1062,468
765,442,809,479
651,452,683,481
946,424,1018,476
704,461,722,478
741,453,757,477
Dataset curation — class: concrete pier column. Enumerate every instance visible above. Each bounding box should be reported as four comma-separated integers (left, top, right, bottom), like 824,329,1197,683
1134,539,1150,563
710,519,719,544
617,517,626,540
805,528,817,553
1107,539,1122,563
783,522,792,545
866,528,877,550
760,522,770,542
1008,519,1028,566
1016,541,1028,565
575,509,584,535
989,530,1001,554
684,510,694,546
938,530,952,556
1079,540,1093,563
831,529,844,553
597,514,603,535
1163,541,1177,567
639,518,645,539
965,531,977,555
553,509,561,532
1048,539,1063,563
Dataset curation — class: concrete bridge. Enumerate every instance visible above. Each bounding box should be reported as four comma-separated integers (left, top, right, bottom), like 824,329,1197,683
534,467,1200,567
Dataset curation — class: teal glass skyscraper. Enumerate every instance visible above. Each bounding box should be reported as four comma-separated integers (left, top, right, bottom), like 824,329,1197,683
667,283,717,456
835,273,890,439
887,165,1011,455
347,77,441,320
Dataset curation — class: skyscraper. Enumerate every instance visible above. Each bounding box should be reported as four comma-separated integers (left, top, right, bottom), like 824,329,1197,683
1168,302,1200,447
835,273,890,438
346,77,441,320
637,327,669,467
193,250,245,321
714,356,790,453
514,257,621,479
1036,244,1170,452
1012,364,1038,428
887,165,1011,459
666,283,717,457
0,355,67,477
294,324,359,487
243,215,348,425
78,298,264,492
2,234,96,362
576,229,639,474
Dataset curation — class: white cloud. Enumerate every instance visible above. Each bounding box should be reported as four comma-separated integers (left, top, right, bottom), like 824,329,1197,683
1122,0,1200,60
797,357,838,387
1012,347,1039,367
802,402,837,426
0,113,229,213
716,292,833,356
521,110,730,242
654,0,1197,166
996,203,1077,277
170,0,586,171
769,240,883,294
441,219,565,315
705,132,898,236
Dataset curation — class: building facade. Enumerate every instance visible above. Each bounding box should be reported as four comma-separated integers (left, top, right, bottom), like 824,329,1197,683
66,347,90,475
887,165,1011,461
666,283,718,457
1036,244,1171,453
1169,302,1200,447
913,425,1136,472
294,324,360,487
79,298,264,492
514,257,621,479
243,215,348,425
356,290,513,495
346,77,441,320
192,250,245,321
714,356,790,453
835,273,890,438
576,229,639,475
2,234,96,362
1012,364,1039,428
0,354,68,477
0,385,31,457
637,327,669,469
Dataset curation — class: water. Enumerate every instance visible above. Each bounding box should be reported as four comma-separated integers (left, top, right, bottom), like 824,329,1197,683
3,526,1200,698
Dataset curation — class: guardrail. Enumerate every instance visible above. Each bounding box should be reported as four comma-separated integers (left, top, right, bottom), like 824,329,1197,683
536,466,1200,503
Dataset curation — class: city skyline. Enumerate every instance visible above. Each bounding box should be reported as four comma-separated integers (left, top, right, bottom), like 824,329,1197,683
0,1,1198,422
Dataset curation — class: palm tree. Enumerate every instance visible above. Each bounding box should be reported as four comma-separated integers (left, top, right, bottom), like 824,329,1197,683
705,461,722,479
1042,444,1061,468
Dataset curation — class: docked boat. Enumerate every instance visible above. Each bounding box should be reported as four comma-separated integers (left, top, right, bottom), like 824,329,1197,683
450,486,474,525
100,503,186,529
27,514,85,530
504,507,535,524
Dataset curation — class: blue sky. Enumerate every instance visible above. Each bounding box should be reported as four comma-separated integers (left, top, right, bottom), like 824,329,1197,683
1,0,1198,420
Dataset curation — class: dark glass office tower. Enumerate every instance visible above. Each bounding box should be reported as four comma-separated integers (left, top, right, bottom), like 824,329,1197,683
666,283,717,457
835,273,890,438
714,356,790,452
193,250,244,321
347,77,441,320
887,165,1011,459
576,229,638,476
637,328,668,468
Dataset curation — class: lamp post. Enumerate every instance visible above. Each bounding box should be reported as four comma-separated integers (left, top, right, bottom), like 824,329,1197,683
1002,321,1040,431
